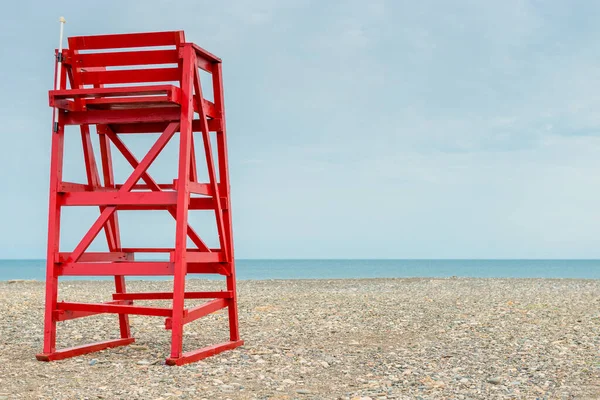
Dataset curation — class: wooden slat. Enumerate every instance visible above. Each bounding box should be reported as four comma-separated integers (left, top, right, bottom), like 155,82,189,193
50,85,175,99
192,98,218,119
112,291,232,301
57,301,173,317
85,96,174,109
55,300,132,321
120,248,221,253
58,182,90,192
59,262,174,276
187,263,230,275
191,43,221,63
58,252,132,262
36,338,135,362
60,191,177,206
68,31,184,50
109,118,223,133
165,340,244,366
188,182,212,196
114,183,175,190
164,298,228,329
114,197,223,211
79,68,180,85
74,49,179,68
173,252,225,263
64,108,181,125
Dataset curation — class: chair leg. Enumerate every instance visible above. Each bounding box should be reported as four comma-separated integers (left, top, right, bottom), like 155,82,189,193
114,275,132,338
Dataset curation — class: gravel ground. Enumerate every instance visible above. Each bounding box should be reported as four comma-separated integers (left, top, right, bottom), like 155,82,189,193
0,277,599,399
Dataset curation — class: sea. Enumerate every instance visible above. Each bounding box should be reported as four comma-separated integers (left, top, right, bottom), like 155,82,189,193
1,259,600,281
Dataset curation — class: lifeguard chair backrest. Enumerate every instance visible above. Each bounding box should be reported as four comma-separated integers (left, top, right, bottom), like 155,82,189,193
67,31,186,88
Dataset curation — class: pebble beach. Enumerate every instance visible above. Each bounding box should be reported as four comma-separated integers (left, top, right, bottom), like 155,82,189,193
0,277,599,399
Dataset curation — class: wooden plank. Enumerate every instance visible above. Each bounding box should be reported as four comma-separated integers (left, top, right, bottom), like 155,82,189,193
85,96,173,109
55,300,132,321
36,338,135,362
165,340,244,366
61,191,177,206
58,252,131,262
177,252,225,263
112,291,232,301
58,182,90,192
187,263,230,275
57,301,173,317
59,262,175,276
165,298,227,329
74,49,179,68
64,108,181,125
79,68,180,85
109,118,223,133
114,197,223,211
68,31,184,50
50,85,175,99
188,182,212,196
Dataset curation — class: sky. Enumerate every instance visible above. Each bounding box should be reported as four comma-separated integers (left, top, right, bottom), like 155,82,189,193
1,0,600,259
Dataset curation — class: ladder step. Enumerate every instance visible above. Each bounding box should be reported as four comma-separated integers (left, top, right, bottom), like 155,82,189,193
57,301,172,317
61,191,177,206
59,262,174,276
112,291,232,301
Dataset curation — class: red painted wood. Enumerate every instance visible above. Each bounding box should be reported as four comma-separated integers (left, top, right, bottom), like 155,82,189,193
73,49,179,68
61,191,178,206
68,31,184,50
165,340,244,366
59,262,175,276
39,30,241,366
110,119,223,133
58,252,131,262
36,338,135,361
51,85,176,99
112,291,232,300
164,298,227,329
57,302,173,317
55,300,132,321
80,68,180,86
170,44,195,361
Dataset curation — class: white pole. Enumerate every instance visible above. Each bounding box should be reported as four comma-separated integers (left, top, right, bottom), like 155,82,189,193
53,16,66,132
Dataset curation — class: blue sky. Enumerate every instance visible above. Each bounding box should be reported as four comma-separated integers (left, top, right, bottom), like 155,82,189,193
2,0,600,259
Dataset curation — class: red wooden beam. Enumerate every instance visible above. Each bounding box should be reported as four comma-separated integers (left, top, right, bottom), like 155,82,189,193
112,291,232,301
109,119,222,133
58,252,132,262
176,252,225,263
73,49,179,68
164,298,227,329
187,262,230,275
120,247,220,253
68,31,184,50
166,340,243,366
79,68,180,86
55,300,132,321
36,338,135,362
50,85,175,99
57,301,173,317
59,262,174,276
115,197,223,210
60,191,177,206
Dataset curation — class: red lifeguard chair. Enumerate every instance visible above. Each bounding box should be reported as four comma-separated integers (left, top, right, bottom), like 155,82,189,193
36,30,243,365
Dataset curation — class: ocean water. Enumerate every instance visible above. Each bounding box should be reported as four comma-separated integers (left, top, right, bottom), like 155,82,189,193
1,259,600,281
